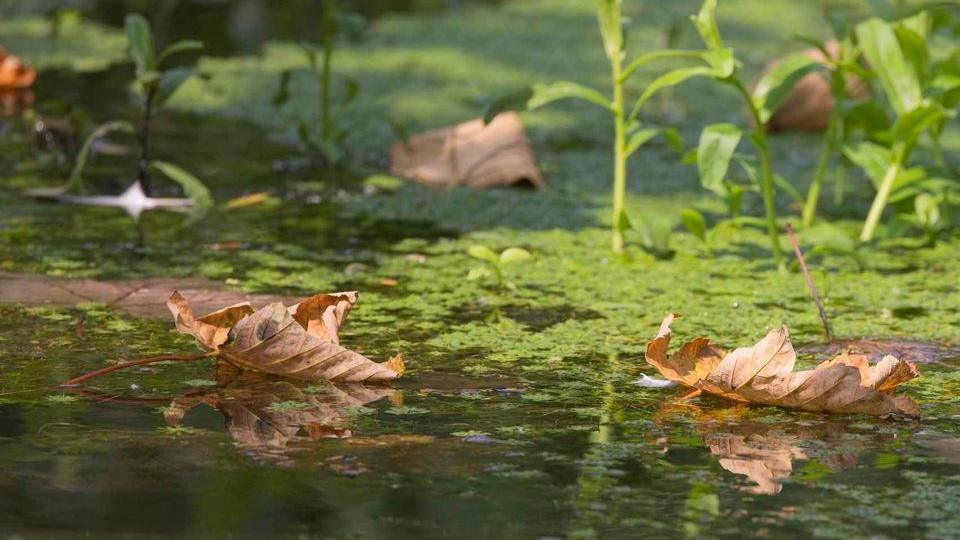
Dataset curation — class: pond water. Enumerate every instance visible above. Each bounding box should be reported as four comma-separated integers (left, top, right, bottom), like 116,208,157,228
3,0,960,538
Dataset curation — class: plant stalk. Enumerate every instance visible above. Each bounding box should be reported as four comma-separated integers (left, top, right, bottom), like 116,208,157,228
833,158,847,205
137,88,157,196
859,158,902,242
734,79,784,270
801,119,836,227
786,223,832,340
320,0,334,145
611,51,627,253
58,352,212,387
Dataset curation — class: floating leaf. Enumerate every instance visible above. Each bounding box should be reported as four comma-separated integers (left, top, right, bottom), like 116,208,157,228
645,314,920,417
167,291,404,383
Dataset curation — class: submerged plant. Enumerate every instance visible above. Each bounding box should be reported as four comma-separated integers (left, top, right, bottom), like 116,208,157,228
485,0,687,253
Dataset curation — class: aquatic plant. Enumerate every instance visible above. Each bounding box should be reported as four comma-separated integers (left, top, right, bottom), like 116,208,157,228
848,13,960,242
124,14,212,214
663,0,820,269
484,0,688,253
795,30,869,226
274,0,364,165
467,245,531,291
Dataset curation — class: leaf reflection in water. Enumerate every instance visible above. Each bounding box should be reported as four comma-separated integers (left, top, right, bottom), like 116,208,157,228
657,403,896,495
165,374,395,464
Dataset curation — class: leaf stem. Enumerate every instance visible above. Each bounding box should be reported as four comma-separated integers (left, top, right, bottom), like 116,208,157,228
137,87,157,196
802,119,835,227
732,78,784,270
860,157,901,242
58,352,213,387
320,0,334,146
611,48,627,253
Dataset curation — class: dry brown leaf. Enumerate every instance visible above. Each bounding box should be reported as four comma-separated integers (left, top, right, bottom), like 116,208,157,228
389,112,544,190
168,291,404,383
645,314,920,417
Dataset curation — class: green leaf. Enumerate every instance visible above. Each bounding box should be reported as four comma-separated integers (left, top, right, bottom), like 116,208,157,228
773,173,803,203
690,0,723,50
150,160,213,217
499,247,531,266
894,23,929,87
697,123,742,196
527,81,611,111
856,18,922,116
891,102,944,146
660,127,685,154
842,142,927,201
468,245,500,265
752,54,820,124
624,128,659,158
842,141,893,184
843,101,891,139
702,47,735,77
157,39,202,66
680,208,707,242
631,213,674,258
124,14,155,75
484,81,610,124
594,0,623,59
630,66,715,120
153,67,194,108
914,192,941,229
67,121,134,192
467,267,492,281
620,49,706,82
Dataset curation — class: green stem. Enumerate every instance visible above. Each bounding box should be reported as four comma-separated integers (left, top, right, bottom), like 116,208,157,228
611,51,626,253
860,157,902,242
733,79,784,270
320,0,334,144
801,124,833,227
833,159,847,205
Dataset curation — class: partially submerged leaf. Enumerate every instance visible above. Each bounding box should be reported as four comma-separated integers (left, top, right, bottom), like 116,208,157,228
168,291,404,383
645,314,920,417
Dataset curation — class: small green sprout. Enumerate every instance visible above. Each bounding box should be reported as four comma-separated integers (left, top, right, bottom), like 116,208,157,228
467,245,532,290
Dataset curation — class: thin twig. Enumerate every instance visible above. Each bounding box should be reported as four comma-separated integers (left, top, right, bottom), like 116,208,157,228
786,224,832,340
58,352,214,387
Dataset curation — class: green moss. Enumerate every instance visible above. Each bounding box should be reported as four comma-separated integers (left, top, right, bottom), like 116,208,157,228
0,16,126,71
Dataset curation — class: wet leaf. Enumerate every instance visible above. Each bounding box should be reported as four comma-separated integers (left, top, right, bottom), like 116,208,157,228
167,291,404,383
645,314,920,417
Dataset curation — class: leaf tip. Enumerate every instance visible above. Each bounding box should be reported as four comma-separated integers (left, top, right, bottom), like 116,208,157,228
384,352,405,377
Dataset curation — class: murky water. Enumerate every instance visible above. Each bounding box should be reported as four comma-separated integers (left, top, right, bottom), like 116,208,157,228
4,1,960,538
2,300,960,538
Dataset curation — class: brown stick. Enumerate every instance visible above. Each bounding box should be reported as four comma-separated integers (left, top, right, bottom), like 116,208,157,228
786,224,832,340
58,353,213,387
